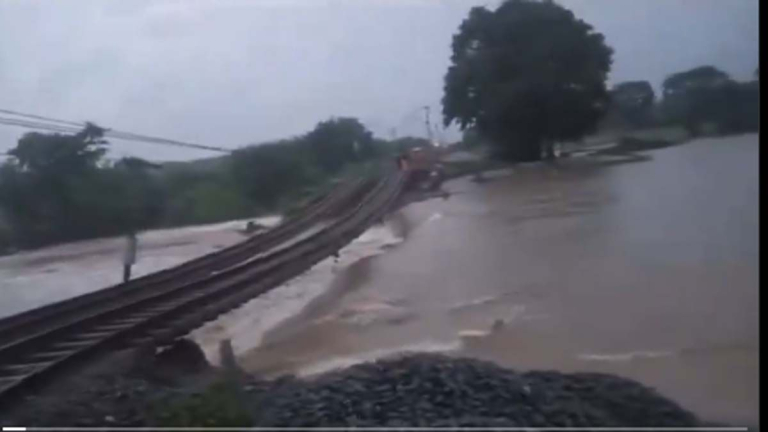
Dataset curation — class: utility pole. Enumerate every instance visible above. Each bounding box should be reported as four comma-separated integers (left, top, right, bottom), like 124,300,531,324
423,106,433,143
122,231,137,282
433,123,444,147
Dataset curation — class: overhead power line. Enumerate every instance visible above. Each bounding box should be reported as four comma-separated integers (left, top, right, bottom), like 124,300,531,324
0,108,84,127
0,108,232,153
0,117,82,135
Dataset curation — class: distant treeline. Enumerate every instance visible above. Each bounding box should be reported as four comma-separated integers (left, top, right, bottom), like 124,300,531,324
0,118,429,252
439,0,758,160
457,65,759,151
606,65,759,135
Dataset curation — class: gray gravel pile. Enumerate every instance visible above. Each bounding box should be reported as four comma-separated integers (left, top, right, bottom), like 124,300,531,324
253,353,702,428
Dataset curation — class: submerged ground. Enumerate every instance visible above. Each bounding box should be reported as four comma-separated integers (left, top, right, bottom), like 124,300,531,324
240,134,759,427
1,134,758,427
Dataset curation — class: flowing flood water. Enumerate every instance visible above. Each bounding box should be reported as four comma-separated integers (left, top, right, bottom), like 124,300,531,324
0,134,758,426
239,134,759,427
0,217,279,318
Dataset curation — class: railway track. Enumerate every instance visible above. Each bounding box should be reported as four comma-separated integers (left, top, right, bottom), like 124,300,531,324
0,175,373,346
0,170,407,409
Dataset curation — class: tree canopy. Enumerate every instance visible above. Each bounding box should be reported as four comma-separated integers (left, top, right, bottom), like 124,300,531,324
231,117,386,210
9,122,107,175
659,65,757,136
0,117,405,251
662,66,731,98
304,117,377,173
0,125,161,247
610,81,655,128
442,0,613,161
232,140,318,210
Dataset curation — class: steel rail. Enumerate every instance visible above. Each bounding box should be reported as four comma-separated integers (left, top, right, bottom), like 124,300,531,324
0,170,406,410
0,176,373,346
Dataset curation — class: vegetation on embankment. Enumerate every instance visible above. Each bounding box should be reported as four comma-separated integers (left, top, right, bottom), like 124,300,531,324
150,380,253,427
0,119,431,253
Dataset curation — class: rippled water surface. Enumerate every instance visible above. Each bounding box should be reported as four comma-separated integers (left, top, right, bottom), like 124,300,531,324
240,134,758,426
1,134,758,426
0,217,279,318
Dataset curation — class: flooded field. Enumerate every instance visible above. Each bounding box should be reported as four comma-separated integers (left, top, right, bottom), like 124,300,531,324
0,134,758,426
0,217,278,318
239,134,759,426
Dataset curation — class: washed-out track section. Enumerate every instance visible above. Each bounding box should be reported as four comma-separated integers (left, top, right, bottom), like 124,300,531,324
0,170,407,409
0,176,371,347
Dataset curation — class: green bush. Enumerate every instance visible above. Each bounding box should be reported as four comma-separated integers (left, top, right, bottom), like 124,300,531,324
0,121,422,250
151,381,252,427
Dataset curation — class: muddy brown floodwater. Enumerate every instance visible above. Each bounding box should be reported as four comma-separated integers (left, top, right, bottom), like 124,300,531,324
239,134,759,427
0,217,280,318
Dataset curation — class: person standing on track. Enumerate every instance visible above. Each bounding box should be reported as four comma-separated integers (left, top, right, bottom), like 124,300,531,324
122,231,137,282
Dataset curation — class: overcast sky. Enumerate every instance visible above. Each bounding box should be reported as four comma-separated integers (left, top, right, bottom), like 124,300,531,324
0,0,759,161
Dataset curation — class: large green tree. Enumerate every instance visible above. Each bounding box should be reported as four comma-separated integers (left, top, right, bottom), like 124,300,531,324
0,124,109,246
442,0,613,161
0,125,164,247
8,122,107,175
